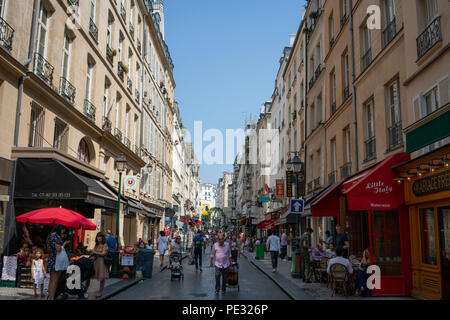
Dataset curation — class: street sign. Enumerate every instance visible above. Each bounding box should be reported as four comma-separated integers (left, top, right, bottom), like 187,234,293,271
0,195,9,202
124,176,137,190
290,199,304,213
259,196,270,203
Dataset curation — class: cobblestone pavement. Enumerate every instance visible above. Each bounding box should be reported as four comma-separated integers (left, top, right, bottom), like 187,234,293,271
243,251,414,300
110,248,290,300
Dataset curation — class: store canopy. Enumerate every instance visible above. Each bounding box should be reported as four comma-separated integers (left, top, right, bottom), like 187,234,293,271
311,180,347,217
14,158,117,210
16,207,96,230
240,218,248,226
342,153,410,211
302,184,335,217
257,218,276,229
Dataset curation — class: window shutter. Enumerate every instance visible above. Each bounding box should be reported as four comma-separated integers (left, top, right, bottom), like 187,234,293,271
413,95,420,122
438,74,449,107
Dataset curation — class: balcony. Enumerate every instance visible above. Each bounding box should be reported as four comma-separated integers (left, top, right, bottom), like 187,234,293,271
117,63,125,81
343,86,350,101
129,22,134,39
89,18,98,42
127,76,132,92
120,4,126,22
388,122,403,150
361,48,372,72
59,77,76,104
68,0,79,6
383,18,396,47
0,17,14,51
135,89,140,102
134,145,141,157
340,162,351,179
102,117,112,133
364,136,376,161
314,177,321,190
328,171,337,185
124,137,131,149
83,99,96,122
137,40,141,55
416,16,442,60
114,128,123,142
34,53,54,86
106,44,114,65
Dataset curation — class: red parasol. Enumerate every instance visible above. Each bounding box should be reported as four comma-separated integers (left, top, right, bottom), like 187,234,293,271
16,207,96,230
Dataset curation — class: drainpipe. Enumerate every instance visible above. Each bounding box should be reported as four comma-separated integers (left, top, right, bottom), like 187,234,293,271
349,0,359,173
140,17,146,159
13,0,39,147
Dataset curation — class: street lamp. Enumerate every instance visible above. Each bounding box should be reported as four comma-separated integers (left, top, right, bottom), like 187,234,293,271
111,154,127,278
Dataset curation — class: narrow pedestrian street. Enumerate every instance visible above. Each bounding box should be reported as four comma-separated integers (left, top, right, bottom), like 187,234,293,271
110,249,289,300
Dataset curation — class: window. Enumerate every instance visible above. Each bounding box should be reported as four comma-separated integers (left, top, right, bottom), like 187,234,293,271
329,15,335,46
341,0,347,22
90,0,96,23
107,17,113,47
364,99,376,160
424,86,439,116
0,0,6,18
343,53,349,90
103,81,110,118
36,4,49,58
125,106,130,138
384,0,396,26
386,79,402,149
344,127,351,164
78,138,90,163
420,208,437,265
53,119,68,151
425,0,437,24
115,96,120,129
29,103,44,147
331,71,336,113
118,35,123,61
331,139,337,171
133,115,138,146
61,33,72,80
85,61,94,101
361,24,371,71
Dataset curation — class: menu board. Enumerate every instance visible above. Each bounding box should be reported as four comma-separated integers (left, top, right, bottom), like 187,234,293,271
121,255,134,266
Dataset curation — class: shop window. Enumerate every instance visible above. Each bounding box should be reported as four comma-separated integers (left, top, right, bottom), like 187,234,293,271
371,210,402,276
347,211,370,257
420,208,437,265
78,138,90,163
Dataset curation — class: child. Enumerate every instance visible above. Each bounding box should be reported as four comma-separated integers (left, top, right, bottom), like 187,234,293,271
31,248,46,298
170,255,182,271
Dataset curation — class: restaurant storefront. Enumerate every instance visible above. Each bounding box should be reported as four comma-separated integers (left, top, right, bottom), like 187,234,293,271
311,153,412,296
394,145,450,300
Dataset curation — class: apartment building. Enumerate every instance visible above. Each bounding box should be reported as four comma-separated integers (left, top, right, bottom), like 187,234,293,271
0,0,176,252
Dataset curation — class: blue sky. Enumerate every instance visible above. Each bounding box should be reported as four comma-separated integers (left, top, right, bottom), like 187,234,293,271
164,0,305,184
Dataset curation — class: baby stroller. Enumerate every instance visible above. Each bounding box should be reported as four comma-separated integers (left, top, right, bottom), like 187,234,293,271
55,257,95,300
226,261,240,292
169,252,184,281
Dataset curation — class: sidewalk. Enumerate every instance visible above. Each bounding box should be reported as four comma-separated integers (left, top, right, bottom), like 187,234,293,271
0,252,188,300
242,250,414,300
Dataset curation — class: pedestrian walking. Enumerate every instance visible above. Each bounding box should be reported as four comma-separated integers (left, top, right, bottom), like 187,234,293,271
210,234,232,294
45,225,67,300
231,235,240,262
86,232,109,298
280,229,288,260
266,230,281,273
300,228,313,283
156,231,169,269
192,230,206,272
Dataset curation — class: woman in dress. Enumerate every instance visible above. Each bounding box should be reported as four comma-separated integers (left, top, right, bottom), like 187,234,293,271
88,232,109,298
156,231,168,268
45,225,67,300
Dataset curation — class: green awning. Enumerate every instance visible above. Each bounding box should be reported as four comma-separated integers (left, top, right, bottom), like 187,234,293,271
406,110,450,153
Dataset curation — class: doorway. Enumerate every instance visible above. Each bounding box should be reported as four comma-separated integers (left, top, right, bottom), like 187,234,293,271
438,206,450,300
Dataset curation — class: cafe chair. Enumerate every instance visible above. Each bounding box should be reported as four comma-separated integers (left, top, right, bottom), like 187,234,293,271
330,263,348,297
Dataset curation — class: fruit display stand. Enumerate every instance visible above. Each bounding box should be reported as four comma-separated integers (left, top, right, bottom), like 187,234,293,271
119,247,137,280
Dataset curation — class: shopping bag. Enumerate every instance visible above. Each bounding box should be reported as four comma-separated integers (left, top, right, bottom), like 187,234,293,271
55,247,69,271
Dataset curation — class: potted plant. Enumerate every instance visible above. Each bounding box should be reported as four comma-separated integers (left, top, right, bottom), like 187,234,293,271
112,49,117,56
122,64,129,73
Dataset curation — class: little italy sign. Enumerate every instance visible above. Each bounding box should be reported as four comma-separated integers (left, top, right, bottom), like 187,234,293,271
365,181,393,194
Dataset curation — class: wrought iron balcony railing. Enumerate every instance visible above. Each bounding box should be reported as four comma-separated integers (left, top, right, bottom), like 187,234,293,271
361,48,372,72
129,23,134,39
365,136,376,161
117,63,125,81
0,17,14,51
331,102,337,115
343,86,350,101
120,4,126,22
34,53,54,86
314,177,321,190
340,162,352,179
383,18,396,47
114,128,123,142
106,44,114,64
68,0,79,6
135,89,140,102
59,77,76,104
134,145,141,157
124,137,131,148
137,40,141,55
89,18,98,42
83,99,96,122
127,76,132,92
102,117,112,133
328,171,337,185
417,16,442,60
315,64,322,79
307,181,313,193
388,122,403,150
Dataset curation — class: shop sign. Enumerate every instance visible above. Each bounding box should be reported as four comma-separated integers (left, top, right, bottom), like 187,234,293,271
31,192,71,199
286,171,293,197
276,180,285,198
413,170,450,196
0,195,9,202
365,181,393,194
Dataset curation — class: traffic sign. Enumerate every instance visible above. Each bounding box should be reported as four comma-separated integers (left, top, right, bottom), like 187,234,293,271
290,199,304,213
124,176,137,190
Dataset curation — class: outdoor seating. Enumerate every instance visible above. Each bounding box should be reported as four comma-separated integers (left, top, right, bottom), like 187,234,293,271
319,257,330,286
329,263,349,297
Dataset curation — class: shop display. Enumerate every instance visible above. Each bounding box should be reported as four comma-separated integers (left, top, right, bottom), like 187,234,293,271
119,247,137,279
1,256,17,281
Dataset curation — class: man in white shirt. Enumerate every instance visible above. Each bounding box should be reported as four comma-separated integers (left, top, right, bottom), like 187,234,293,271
327,246,353,275
266,229,281,273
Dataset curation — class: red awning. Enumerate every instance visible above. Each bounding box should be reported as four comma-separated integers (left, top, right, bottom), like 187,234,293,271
311,181,346,217
240,219,248,226
342,153,410,211
257,218,275,229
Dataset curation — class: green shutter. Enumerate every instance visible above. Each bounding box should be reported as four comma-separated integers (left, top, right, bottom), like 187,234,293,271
406,110,450,153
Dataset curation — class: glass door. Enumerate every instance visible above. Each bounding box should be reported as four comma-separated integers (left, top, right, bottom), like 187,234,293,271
438,207,450,300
